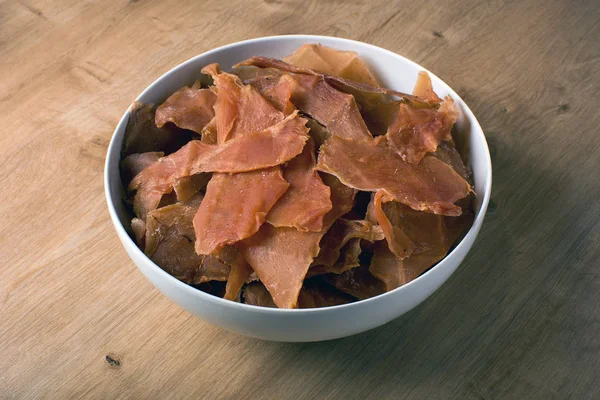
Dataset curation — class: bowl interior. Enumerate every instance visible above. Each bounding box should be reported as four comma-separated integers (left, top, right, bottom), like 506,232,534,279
105,35,492,312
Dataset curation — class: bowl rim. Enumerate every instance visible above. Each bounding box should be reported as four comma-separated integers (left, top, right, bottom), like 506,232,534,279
104,34,492,314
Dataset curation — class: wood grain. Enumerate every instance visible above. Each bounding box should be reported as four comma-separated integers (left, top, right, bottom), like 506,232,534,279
1,0,599,398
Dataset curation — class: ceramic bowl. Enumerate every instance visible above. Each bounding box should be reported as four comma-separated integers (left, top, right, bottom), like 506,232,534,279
104,35,492,342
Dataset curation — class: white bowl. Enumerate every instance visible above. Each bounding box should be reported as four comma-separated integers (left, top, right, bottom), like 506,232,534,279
104,35,492,342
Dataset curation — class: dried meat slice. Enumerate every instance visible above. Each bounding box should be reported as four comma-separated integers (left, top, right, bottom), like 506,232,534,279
122,102,195,157
433,140,471,183
323,265,385,300
223,247,254,301
308,237,364,277
129,112,309,217
370,191,415,259
312,219,384,267
412,71,441,103
316,135,471,216
195,255,231,284
144,196,204,283
155,85,216,133
238,224,322,308
386,96,459,164
121,152,163,186
173,173,212,202
283,43,380,87
243,282,276,307
201,63,284,143
193,168,290,255
266,139,332,232
297,277,356,308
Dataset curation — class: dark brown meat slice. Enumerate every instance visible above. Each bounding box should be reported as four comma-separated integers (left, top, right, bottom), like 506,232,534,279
369,201,452,291
266,139,332,232
122,102,195,157
223,247,254,301
120,152,163,186
320,173,357,227
144,196,204,283
155,85,216,133
369,191,415,259
194,255,230,284
193,168,290,255
238,224,323,308
283,43,380,87
297,277,356,308
386,96,459,164
433,140,471,183
305,118,330,148
308,237,364,277
312,219,384,267
243,282,276,308
201,63,284,143
316,135,471,216
324,265,386,300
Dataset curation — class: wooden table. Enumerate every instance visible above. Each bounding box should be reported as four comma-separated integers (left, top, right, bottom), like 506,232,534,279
2,0,599,398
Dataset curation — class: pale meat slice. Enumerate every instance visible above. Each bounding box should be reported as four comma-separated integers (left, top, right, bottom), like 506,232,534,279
316,135,471,216
129,112,308,218
144,195,204,283
122,102,195,157
266,139,332,232
131,217,146,249
412,71,441,103
386,96,459,164
312,219,384,267
238,224,323,308
201,63,284,143
121,152,163,186
155,84,216,133
283,43,380,87
201,116,217,144
193,168,290,255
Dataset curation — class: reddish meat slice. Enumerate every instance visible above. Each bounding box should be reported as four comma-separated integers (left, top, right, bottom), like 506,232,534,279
265,73,373,140
155,84,216,133
201,116,218,144
201,63,284,143
121,152,163,186
235,57,429,105
238,224,323,308
316,135,471,216
122,102,195,157
283,43,380,87
129,112,308,217
267,139,332,232
312,219,384,267
194,168,290,255
144,196,204,283
386,96,459,164
243,282,276,307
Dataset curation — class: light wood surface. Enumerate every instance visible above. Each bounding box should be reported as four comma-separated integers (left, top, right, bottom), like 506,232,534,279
2,0,599,398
